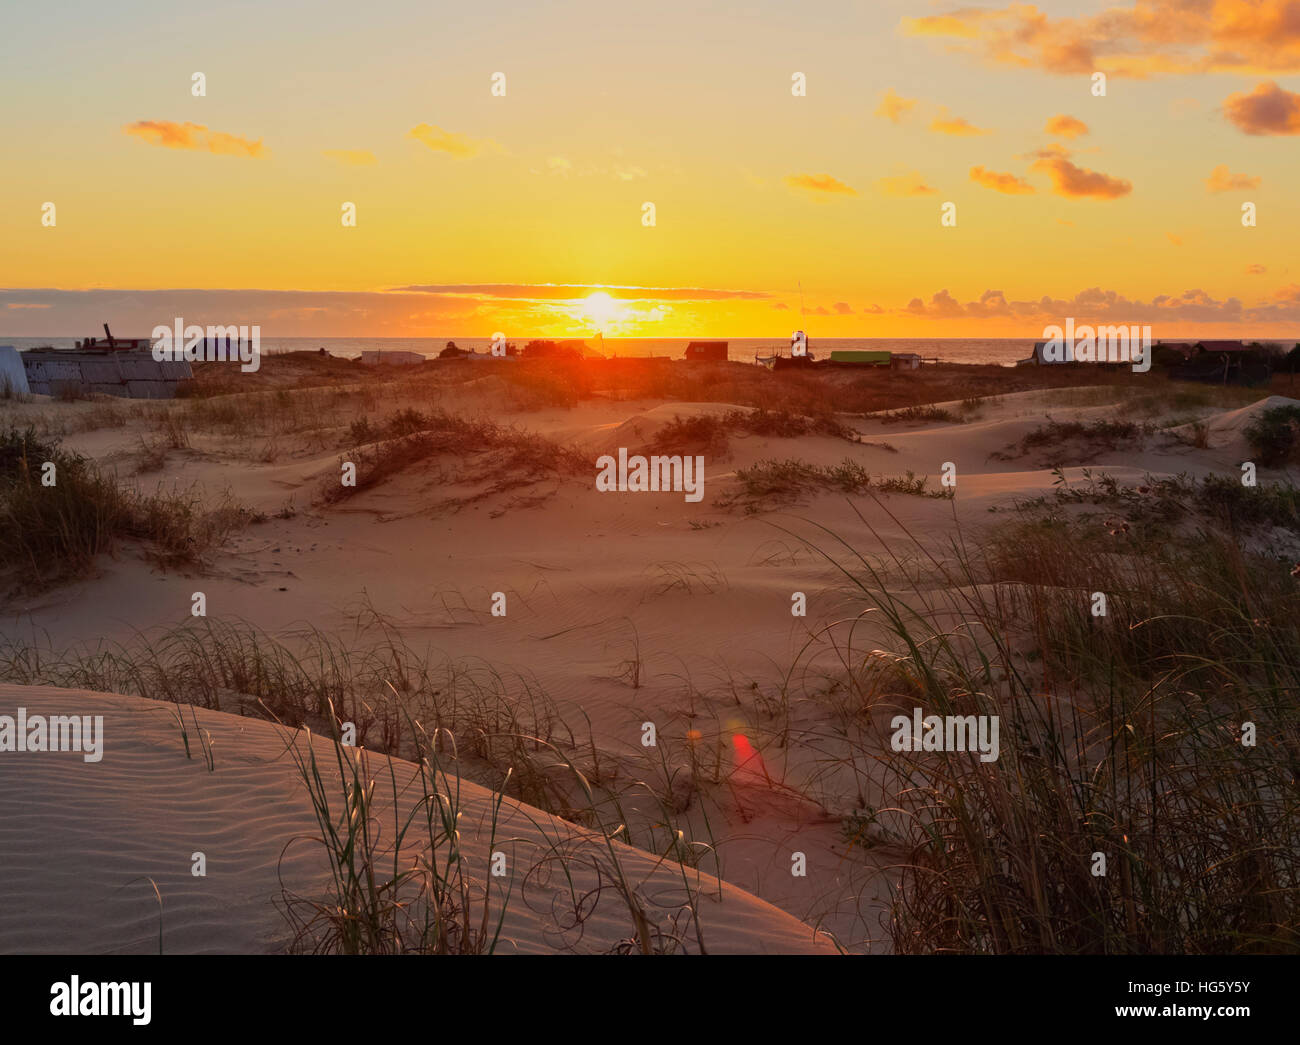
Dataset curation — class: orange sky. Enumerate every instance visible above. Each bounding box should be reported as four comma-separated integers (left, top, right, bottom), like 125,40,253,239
2,0,1298,338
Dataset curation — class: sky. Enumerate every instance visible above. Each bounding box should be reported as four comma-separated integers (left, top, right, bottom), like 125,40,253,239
2,0,1299,339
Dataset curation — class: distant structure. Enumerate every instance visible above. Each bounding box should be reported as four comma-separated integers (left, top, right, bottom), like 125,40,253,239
73,324,154,352
359,350,425,366
1195,340,1252,354
828,349,890,367
1173,340,1271,385
1152,342,1199,361
0,346,31,396
16,323,192,398
683,341,728,362
1017,341,1068,366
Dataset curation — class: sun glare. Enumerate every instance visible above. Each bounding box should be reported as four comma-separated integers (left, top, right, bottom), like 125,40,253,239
578,290,622,330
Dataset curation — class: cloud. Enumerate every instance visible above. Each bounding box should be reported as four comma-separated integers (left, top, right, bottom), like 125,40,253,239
902,14,981,39
784,173,858,197
874,284,1300,324
833,302,854,315
1246,264,1267,275
1223,81,1300,135
0,284,773,337
1205,163,1262,191
1166,232,1183,246
875,88,918,123
323,149,377,166
907,289,967,317
4,302,50,309
970,165,1036,194
1029,149,1132,199
930,108,992,135
876,170,939,197
407,123,501,158
1045,114,1089,139
901,1,1300,78
123,120,265,157
389,283,771,302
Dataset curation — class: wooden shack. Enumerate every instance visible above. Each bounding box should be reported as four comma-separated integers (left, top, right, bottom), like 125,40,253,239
684,341,728,362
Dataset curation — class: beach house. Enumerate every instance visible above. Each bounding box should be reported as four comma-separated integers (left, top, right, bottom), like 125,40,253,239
1016,341,1070,366
684,341,728,362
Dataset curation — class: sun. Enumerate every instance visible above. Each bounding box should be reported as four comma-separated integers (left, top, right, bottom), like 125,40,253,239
578,290,623,330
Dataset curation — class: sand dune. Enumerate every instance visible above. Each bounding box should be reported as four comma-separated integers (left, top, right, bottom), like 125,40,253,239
0,685,836,954
3,374,1296,953
1167,394,1300,456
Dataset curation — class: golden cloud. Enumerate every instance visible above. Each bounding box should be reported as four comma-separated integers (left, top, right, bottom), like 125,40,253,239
1205,163,1262,191
1223,81,1300,135
875,88,918,123
1029,151,1132,199
876,171,939,197
407,123,501,158
123,120,265,157
930,108,992,135
970,166,1036,194
1045,114,1089,138
784,173,858,197
901,1,1300,78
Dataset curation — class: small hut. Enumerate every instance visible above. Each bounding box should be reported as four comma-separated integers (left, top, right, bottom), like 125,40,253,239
1016,340,1074,366
684,341,728,362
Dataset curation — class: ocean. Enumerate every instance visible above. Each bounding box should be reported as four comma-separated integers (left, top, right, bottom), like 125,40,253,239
0,337,1040,366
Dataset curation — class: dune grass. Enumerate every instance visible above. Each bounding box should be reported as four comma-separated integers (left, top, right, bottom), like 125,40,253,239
324,407,588,504
650,408,860,459
723,457,952,510
0,609,718,953
868,404,963,425
1004,467,1300,535
0,602,721,897
0,425,251,590
1245,404,1300,466
277,705,515,953
989,419,1153,464
783,483,1300,953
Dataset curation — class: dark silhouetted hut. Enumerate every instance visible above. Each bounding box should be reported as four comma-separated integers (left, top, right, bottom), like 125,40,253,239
684,341,728,362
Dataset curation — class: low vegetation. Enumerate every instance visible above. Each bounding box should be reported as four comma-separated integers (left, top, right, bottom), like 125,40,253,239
0,426,251,591
786,485,1300,953
1245,404,1300,467
990,418,1152,464
868,404,962,425
1005,467,1300,536
651,408,860,457
324,408,589,504
723,457,952,509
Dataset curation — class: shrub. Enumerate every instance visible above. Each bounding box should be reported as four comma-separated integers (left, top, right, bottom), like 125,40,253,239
0,426,247,590
1244,404,1300,466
